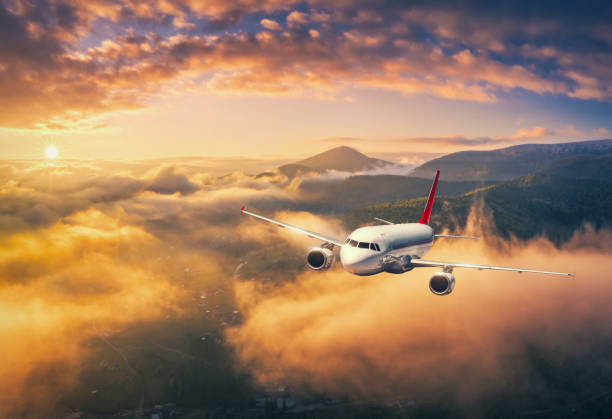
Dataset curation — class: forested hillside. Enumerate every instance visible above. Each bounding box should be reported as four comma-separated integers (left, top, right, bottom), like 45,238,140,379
348,155,612,244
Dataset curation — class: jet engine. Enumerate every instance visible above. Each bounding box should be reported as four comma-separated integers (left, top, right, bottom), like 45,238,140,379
429,271,455,295
306,247,335,270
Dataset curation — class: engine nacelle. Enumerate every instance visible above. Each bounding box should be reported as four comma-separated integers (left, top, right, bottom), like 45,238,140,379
429,272,455,296
306,247,335,270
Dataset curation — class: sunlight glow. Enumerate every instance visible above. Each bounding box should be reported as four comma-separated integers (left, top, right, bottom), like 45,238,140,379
45,145,59,159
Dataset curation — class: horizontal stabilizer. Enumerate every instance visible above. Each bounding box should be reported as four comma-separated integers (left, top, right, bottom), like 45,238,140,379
374,217,394,225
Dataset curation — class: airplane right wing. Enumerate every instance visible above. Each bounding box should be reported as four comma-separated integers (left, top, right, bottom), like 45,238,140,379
410,259,573,277
241,206,345,247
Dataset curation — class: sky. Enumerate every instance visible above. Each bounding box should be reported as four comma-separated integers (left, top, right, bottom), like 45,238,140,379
0,0,611,160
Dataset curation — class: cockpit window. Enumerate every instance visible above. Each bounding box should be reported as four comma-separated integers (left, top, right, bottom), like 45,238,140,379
347,240,381,251
345,238,350,244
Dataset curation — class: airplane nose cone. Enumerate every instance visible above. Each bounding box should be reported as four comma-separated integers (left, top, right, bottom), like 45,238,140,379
340,246,362,273
339,246,352,265
340,245,382,276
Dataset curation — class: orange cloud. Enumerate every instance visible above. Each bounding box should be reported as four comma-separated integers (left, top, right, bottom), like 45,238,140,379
593,127,610,137
260,18,282,31
1,156,612,415
556,124,583,137
0,209,186,413
287,10,309,26
509,126,549,140
1,1,610,131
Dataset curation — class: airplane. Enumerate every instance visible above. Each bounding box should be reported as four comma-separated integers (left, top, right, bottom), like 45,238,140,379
241,170,572,295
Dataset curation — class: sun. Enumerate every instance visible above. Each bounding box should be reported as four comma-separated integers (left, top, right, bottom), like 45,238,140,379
45,145,59,159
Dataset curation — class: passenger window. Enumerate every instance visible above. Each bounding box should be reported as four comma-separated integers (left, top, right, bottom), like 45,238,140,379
349,240,358,247
358,242,369,249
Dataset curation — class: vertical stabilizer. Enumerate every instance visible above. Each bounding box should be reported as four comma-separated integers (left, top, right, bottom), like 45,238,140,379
418,170,440,224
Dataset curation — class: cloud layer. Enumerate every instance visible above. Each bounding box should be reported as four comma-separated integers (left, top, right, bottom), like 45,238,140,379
0,160,302,414
2,158,612,416
228,222,612,415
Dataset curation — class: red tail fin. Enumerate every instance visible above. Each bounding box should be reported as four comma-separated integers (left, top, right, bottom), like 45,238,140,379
419,170,439,224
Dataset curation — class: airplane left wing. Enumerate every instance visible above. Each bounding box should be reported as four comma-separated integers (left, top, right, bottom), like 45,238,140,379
434,234,480,239
241,206,345,247
410,259,572,277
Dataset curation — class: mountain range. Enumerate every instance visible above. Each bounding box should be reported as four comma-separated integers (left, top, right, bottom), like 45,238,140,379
255,146,491,212
348,153,612,244
251,140,612,244
251,139,612,243
410,139,612,181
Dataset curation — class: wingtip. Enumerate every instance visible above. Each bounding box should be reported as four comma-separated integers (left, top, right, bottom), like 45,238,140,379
240,205,245,214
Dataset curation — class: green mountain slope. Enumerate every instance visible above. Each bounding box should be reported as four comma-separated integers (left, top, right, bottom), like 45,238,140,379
298,175,493,212
411,139,612,181
349,155,612,244
538,154,612,179
256,146,393,180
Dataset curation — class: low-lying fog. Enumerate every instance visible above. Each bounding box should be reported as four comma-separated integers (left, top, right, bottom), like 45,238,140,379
1,161,611,417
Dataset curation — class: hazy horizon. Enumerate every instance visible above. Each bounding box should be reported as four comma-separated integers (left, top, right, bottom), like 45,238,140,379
1,1,611,160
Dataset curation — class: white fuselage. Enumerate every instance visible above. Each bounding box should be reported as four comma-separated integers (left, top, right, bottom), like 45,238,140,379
339,223,434,275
